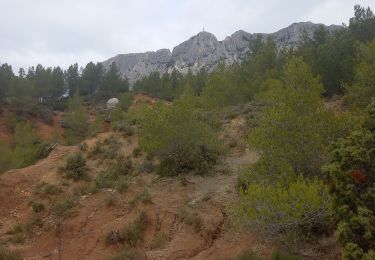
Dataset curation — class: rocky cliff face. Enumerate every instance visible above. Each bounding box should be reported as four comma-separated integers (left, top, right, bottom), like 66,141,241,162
102,22,340,84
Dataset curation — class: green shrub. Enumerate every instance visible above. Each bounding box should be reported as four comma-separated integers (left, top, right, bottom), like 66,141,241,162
139,93,223,176
178,206,203,232
323,102,375,259
113,160,133,175
110,247,143,260
150,233,168,249
130,189,152,206
10,223,25,244
132,147,142,157
41,183,62,196
235,178,332,245
29,201,45,213
120,211,147,247
271,248,300,260
62,153,89,181
236,250,260,260
0,122,45,174
0,245,21,260
88,141,104,159
95,170,117,189
79,142,88,151
52,197,76,217
115,176,129,193
63,93,89,145
106,211,148,248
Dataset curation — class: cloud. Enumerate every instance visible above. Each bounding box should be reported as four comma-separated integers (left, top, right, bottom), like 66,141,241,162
0,0,373,71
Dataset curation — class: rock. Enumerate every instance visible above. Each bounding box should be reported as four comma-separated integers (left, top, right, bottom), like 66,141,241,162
106,98,119,110
102,22,341,85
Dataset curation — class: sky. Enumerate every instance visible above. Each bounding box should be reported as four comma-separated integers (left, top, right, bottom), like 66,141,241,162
0,0,373,71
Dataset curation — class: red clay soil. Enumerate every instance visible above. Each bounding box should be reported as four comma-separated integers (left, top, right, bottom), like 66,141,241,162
0,123,341,259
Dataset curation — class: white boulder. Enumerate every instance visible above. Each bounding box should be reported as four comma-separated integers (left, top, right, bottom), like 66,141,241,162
107,98,119,109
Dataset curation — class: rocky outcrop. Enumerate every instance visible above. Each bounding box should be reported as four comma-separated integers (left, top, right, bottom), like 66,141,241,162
102,22,340,84
102,49,171,83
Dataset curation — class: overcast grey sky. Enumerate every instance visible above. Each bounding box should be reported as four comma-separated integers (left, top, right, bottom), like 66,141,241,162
0,0,373,71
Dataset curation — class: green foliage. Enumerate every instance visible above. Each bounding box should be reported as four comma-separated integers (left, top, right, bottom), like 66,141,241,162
349,5,375,43
139,93,223,175
236,250,260,260
103,62,129,93
201,38,285,110
106,211,148,248
10,223,25,244
0,122,45,173
63,93,89,144
323,102,375,259
236,178,332,244
110,248,143,260
150,233,168,249
118,92,133,112
29,201,45,213
40,183,62,196
52,197,76,217
249,57,338,177
62,153,89,181
271,248,300,260
0,245,21,260
345,39,375,108
178,206,203,232
94,160,132,191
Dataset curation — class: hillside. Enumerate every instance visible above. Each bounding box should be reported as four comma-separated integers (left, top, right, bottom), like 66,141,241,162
0,112,342,259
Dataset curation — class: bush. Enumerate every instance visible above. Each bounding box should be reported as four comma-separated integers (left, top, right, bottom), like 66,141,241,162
110,247,143,260
94,160,132,190
150,233,168,249
132,147,142,157
63,93,89,145
62,153,89,181
10,223,25,244
139,92,223,176
106,211,148,247
271,248,300,260
235,178,333,245
323,102,375,259
0,122,46,173
0,246,21,260
79,142,88,151
41,183,62,196
178,206,203,232
236,250,260,260
29,201,45,213
88,141,104,159
52,197,76,217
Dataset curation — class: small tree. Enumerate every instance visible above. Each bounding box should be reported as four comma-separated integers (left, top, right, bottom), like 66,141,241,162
139,91,223,176
345,39,375,108
249,57,337,178
63,93,89,144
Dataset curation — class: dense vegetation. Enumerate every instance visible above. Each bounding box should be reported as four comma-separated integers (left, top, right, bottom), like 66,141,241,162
1,4,375,259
